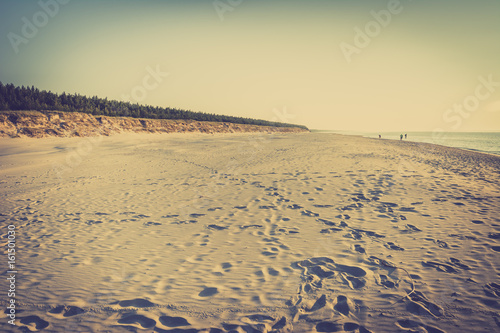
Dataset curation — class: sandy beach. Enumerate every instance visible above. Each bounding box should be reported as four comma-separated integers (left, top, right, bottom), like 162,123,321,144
1,132,499,332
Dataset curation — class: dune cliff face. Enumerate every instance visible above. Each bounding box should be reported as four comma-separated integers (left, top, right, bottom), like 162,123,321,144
0,111,308,138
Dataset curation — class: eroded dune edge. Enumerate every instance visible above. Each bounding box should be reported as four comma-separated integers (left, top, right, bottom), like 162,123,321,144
0,132,499,332
0,111,308,138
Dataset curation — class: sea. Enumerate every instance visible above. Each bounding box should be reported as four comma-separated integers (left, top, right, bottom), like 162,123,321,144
318,131,500,156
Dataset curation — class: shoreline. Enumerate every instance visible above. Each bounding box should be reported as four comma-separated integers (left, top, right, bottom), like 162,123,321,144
315,131,500,162
323,130,500,157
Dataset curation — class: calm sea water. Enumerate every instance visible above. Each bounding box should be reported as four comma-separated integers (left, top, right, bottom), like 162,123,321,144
322,131,500,156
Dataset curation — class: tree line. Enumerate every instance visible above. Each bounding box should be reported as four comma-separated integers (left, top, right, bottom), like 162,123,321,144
0,82,308,129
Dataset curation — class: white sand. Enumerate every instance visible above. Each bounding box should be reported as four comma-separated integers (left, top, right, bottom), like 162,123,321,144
1,132,499,332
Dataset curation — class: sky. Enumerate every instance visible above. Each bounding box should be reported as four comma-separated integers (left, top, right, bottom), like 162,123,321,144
0,0,499,132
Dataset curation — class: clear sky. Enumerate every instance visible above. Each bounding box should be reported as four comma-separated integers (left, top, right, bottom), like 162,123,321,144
1,0,499,131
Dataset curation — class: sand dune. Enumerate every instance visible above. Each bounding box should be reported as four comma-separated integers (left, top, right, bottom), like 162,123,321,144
1,132,499,332
0,111,307,138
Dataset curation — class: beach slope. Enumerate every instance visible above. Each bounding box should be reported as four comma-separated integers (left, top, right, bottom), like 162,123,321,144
0,132,499,332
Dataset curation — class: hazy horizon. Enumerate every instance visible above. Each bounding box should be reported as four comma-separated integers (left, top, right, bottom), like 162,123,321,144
1,0,499,132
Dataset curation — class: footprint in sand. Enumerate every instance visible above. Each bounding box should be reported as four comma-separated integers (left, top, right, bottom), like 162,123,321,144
159,315,191,327
143,221,162,226
316,321,343,332
222,323,239,331
117,314,156,329
48,305,85,317
399,206,418,212
318,218,336,226
293,257,367,292
276,227,299,235
221,262,232,271
353,244,366,254
85,220,103,225
333,295,356,316
321,227,343,234
484,283,500,298
340,203,364,211
380,201,398,208
199,287,218,297
346,228,385,240
406,290,444,317
449,233,477,241
304,294,328,312
133,214,150,218
384,242,405,251
489,233,500,239
19,315,50,330
396,319,445,333
240,224,263,230
351,193,370,202
118,298,155,307
240,314,276,332
272,316,287,330
422,261,458,273
314,204,334,208
434,239,449,248
422,257,470,273
259,205,277,210
302,210,319,217
207,224,228,231
401,224,422,233
378,274,397,288
344,230,363,240
261,246,280,258
172,219,198,224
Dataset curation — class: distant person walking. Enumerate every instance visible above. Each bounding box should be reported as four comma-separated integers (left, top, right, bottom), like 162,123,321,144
379,134,381,139
400,134,403,140
405,133,407,139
